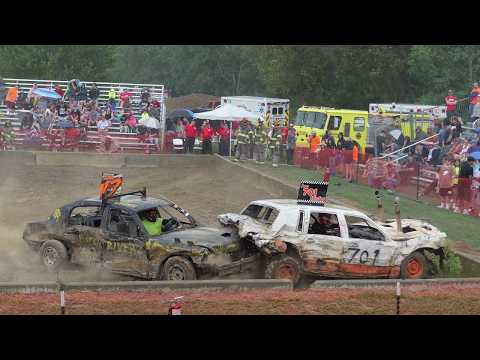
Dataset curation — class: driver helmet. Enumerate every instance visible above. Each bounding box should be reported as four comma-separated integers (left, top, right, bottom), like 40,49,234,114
145,209,158,222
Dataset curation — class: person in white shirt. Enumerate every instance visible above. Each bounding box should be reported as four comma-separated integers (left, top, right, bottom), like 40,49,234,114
97,117,110,136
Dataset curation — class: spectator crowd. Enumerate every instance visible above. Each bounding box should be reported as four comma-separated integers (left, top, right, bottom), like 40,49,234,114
0,79,163,153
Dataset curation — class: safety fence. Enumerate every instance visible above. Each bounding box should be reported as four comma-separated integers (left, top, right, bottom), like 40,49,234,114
292,146,480,217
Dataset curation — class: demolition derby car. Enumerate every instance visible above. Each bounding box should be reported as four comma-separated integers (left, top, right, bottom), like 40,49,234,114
218,180,448,285
23,174,259,280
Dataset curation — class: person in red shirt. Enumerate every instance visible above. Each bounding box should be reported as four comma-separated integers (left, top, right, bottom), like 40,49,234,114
201,120,214,154
119,89,132,110
216,121,230,156
469,82,480,119
445,89,457,123
184,120,197,153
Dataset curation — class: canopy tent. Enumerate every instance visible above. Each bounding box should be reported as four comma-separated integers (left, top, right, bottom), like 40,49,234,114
193,104,261,157
193,103,260,123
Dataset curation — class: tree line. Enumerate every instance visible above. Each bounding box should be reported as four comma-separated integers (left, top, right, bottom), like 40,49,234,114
1,45,479,111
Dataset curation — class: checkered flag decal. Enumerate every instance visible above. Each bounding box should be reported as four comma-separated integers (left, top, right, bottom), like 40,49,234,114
297,173,330,206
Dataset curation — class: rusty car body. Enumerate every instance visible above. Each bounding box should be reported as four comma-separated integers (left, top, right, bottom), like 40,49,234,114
218,199,447,285
23,193,259,280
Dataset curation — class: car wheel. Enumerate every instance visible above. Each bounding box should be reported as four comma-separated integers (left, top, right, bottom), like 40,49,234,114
161,256,197,281
400,252,432,279
265,254,302,286
40,240,68,271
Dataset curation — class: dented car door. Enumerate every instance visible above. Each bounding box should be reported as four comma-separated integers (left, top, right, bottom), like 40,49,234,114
340,214,398,278
100,206,151,278
301,209,347,276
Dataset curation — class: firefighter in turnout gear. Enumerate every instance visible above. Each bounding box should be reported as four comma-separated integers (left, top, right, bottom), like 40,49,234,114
247,125,255,160
234,118,251,162
254,119,267,164
269,121,283,167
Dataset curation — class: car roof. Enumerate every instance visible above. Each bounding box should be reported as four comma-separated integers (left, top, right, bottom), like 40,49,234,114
248,199,367,217
79,195,171,212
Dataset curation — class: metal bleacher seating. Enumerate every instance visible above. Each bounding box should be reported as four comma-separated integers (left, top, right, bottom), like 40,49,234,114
0,78,167,152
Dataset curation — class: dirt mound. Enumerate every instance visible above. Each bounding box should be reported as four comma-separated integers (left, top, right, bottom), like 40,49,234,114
165,93,220,112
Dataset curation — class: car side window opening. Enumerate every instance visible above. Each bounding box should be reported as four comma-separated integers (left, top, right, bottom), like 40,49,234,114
308,212,341,237
278,107,284,115
108,208,139,237
328,116,342,131
345,215,385,241
272,107,278,115
68,206,102,228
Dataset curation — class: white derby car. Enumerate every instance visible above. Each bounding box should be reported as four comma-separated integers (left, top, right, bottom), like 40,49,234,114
218,199,447,286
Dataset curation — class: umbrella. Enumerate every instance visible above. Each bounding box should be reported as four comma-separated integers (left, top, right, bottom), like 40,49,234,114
470,151,480,161
389,129,402,140
32,88,62,100
167,108,195,121
139,116,160,129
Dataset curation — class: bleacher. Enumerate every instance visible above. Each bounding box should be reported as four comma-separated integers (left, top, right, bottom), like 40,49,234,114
0,78,168,153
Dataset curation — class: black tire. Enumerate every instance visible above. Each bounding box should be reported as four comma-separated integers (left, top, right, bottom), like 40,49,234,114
40,240,68,271
264,254,302,286
400,251,432,279
161,256,197,281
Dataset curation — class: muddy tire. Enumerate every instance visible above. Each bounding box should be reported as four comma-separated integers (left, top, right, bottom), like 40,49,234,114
40,240,68,272
400,252,432,279
264,254,302,286
161,256,197,281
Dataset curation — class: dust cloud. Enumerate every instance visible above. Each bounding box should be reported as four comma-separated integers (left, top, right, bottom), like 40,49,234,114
0,157,292,282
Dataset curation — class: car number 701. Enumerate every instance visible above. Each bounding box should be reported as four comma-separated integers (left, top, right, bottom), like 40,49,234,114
347,248,380,265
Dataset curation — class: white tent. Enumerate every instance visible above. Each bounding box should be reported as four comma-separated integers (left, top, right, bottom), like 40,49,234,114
193,104,261,157
193,103,260,123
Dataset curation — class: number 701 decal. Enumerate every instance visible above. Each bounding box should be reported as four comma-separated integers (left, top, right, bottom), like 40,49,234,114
347,248,380,265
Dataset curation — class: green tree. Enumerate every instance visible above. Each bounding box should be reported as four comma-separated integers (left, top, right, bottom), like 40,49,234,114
0,45,117,81
408,45,480,103
112,45,262,96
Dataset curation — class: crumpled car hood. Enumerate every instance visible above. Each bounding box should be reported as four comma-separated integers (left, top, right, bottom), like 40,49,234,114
151,226,238,249
217,213,296,249
378,219,447,251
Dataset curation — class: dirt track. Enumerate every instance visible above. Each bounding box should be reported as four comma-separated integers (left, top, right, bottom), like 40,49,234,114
2,283,480,314
0,158,293,282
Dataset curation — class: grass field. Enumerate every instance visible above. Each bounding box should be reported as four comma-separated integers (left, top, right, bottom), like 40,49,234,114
2,285,480,314
239,161,480,251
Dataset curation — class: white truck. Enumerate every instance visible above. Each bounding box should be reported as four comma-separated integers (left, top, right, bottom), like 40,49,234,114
221,96,290,126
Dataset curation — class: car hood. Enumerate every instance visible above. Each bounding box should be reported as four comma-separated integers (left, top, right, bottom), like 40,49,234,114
150,226,239,250
378,219,447,251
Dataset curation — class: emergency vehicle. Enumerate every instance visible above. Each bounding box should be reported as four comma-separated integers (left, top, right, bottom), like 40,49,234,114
221,96,290,127
293,103,444,154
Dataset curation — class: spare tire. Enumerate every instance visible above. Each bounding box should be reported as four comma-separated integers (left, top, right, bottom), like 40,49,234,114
40,240,68,271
